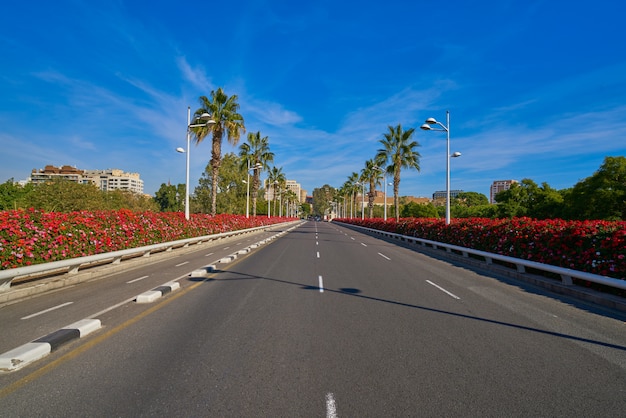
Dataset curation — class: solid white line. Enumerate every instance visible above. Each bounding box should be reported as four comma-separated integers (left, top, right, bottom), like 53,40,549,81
361,242,367,247
426,280,461,299
319,275,324,293
175,261,189,267
127,275,149,284
378,252,390,260
326,392,337,418
21,302,74,320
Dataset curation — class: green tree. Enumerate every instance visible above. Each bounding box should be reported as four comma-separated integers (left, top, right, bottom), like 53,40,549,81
565,156,626,220
400,201,438,218
154,183,184,212
239,131,274,216
345,172,360,218
191,88,245,215
312,185,334,218
25,179,103,212
361,159,383,218
0,179,34,210
103,189,159,211
193,153,246,214
376,124,421,221
453,192,489,207
266,166,286,216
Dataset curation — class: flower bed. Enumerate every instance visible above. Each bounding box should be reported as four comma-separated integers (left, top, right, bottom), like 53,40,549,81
337,217,626,281
0,209,293,270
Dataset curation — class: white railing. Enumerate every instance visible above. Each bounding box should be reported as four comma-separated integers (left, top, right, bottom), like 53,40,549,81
0,224,278,291
338,222,626,292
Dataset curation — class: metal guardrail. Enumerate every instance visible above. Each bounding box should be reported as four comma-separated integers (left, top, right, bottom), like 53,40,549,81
338,222,626,292
0,224,275,292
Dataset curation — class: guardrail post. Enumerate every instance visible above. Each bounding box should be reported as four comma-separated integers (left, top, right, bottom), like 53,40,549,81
560,274,573,285
516,264,526,273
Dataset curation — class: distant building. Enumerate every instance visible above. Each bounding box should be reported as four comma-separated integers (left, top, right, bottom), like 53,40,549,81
265,179,304,203
490,180,517,204
29,165,144,194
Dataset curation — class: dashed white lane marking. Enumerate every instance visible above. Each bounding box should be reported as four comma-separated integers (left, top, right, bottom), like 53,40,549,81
21,302,74,320
175,261,189,267
361,242,367,247
326,392,338,418
378,252,390,260
319,275,324,293
205,252,214,257
317,251,320,258
127,275,149,284
426,280,461,299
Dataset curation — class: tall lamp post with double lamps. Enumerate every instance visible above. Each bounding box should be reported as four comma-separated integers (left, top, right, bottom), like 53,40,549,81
176,106,216,220
245,161,263,218
373,165,387,221
420,110,461,225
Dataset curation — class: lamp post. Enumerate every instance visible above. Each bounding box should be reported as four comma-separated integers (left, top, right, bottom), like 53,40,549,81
176,106,215,220
245,161,263,218
355,182,365,220
373,165,386,221
421,110,461,225
384,183,393,222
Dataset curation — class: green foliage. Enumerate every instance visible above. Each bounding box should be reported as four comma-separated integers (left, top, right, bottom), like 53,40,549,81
154,183,184,212
24,179,103,212
239,131,274,216
400,201,438,218
312,185,335,216
0,179,34,210
453,191,489,207
564,156,626,220
192,88,246,215
192,152,249,215
375,124,421,221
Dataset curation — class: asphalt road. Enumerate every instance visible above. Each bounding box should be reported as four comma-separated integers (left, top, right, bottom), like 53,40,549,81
1,220,625,417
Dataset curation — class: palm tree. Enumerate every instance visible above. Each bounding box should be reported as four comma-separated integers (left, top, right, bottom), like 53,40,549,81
346,172,359,218
239,131,274,216
375,124,421,221
361,159,383,218
191,88,245,215
266,166,286,216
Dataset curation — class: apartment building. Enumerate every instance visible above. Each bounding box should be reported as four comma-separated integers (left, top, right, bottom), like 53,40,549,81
29,165,144,194
490,179,517,204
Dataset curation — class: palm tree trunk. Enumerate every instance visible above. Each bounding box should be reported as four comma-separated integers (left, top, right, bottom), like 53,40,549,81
210,132,223,216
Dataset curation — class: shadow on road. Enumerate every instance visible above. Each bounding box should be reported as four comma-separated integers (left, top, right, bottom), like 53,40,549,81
216,269,626,353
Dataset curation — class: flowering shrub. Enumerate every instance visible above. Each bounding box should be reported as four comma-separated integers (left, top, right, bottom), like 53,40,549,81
0,209,294,270
337,217,626,281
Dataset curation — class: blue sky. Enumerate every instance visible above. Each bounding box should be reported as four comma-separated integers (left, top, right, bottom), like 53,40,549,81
1,1,625,200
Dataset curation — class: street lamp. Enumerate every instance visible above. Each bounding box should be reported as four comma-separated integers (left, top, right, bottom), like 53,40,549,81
177,106,215,220
245,161,263,218
373,165,387,221
355,181,365,220
420,110,461,225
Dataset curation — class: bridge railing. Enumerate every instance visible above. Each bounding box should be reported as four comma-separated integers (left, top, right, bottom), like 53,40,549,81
0,224,275,292
338,222,626,292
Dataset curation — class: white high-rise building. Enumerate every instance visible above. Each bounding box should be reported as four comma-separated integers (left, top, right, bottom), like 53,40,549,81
490,179,517,204
29,165,144,194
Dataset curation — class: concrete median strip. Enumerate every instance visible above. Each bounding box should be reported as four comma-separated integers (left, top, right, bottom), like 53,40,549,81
136,281,180,304
0,318,101,372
